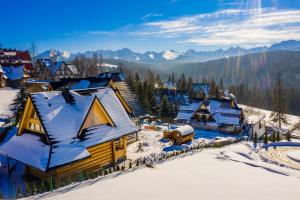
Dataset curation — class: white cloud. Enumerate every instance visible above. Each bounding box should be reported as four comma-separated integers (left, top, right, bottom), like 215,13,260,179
141,13,163,20
134,7,300,47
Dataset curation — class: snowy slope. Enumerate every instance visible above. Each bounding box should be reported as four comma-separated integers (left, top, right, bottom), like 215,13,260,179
46,143,300,200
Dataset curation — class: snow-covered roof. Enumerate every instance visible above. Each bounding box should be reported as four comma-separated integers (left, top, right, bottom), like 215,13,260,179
0,133,50,171
67,64,79,74
41,60,65,75
1,65,24,80
0,88,138,171
70,80,90,90
209,100,241,126
174,125,194,136
175,102,201,121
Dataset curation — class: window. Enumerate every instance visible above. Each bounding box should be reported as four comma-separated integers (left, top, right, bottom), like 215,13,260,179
27,110,45,134
115,138,125,151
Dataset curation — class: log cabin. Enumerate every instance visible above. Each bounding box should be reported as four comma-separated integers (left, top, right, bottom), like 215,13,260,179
0,88,138,179
163,125,195,144
176,97,244,134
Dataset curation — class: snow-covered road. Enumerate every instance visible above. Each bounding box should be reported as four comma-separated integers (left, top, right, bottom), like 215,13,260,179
262,147,300,170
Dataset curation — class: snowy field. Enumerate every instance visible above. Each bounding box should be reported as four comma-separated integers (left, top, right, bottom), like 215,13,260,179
43,143,300,200
0,88,18,127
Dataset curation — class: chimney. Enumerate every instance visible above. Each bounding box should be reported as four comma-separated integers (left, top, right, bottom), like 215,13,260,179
61,87,75,105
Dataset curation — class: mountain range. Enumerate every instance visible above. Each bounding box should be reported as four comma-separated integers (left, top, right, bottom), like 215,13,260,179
37,40,300,64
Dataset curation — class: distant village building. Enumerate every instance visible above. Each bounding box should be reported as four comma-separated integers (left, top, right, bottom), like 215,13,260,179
245,111,266,139
35,59,79,81
0,88,138,178
0,48,33,87
23,79,50,93
192,83,210,98
175,97,244,134
175,102,202,124
157,88,188,105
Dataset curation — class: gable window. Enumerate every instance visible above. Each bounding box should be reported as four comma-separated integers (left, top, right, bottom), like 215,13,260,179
79,98,115,138
27,110,45,134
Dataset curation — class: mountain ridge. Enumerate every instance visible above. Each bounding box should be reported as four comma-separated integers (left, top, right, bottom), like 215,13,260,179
36,40,300,64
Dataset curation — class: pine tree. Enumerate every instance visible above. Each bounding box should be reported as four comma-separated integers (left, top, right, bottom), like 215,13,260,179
11,86,27,124
272,132,276,142
253,132,257,146
159,95,170,117
264,132,268,144
270,72,289,135
187,76,194,97
171,73,176,84
276,132,281,141
219,78,224,90
155,74,162,87
209,78,216,97
147,82,157,114
286,132,291,141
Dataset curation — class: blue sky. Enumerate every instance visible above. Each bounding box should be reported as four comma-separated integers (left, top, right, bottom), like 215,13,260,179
1,0,300,53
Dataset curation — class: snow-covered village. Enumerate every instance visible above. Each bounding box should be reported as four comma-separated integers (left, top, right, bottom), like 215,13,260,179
1,0,300,200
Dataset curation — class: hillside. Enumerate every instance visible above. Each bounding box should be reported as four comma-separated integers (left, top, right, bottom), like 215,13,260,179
172,50,300,90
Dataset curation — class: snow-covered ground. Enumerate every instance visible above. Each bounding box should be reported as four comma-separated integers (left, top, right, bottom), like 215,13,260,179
44,143,300,200
240,104,300,135
127,128,239,160
0,88,18,127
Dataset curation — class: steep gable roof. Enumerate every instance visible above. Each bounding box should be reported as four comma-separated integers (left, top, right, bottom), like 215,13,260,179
208,99,242,126
0,88,138,171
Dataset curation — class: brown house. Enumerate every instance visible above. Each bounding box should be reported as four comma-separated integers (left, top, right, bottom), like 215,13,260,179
35,59,79,81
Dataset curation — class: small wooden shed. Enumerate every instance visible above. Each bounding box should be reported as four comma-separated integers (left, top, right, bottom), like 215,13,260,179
163,125,195,144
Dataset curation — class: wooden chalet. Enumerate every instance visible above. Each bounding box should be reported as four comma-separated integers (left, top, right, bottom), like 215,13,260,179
35,59,79,81
163,125,195,144
0,88,138,179
175,97,244,133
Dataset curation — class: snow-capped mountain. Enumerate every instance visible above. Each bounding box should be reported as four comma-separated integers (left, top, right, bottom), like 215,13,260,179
36,40,300,63
36,49,71,61
162,50,180,60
